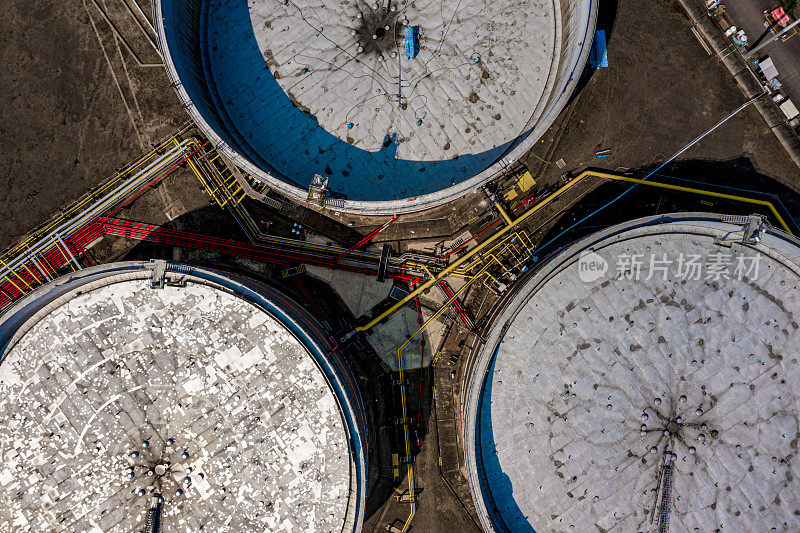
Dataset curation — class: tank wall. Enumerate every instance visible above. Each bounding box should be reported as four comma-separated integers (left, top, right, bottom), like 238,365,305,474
461,213,800,532
557,0,596,97
158,1,223,140
0,261,368,532
156,0,283,183
515,0,596,144
155,0,595,213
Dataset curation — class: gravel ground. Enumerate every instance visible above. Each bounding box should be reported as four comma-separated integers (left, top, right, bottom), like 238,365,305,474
0,0,186,250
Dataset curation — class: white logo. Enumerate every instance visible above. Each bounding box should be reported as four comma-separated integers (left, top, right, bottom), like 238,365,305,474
578,251,608,283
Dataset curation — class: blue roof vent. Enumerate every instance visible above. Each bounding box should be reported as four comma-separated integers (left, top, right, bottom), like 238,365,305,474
404,26,419,60
589,29,608,68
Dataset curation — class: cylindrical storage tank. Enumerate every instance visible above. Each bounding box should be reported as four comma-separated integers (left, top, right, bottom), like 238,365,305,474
463,213,800,532
155,0,597,214
0,261,366,532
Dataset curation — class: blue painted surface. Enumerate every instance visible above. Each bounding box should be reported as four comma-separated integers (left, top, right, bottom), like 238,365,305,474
476,349,535,532
589,29,607,68
0,264,142,356
404,26,419,59
0,261,368,530
162,0,526,202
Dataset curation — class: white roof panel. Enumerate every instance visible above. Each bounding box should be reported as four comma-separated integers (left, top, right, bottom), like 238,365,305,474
0,279,351,532
469,218,800,532
759,56,779,80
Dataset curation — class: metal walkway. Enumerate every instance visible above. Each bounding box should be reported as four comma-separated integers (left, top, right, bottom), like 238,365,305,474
0,136,203,311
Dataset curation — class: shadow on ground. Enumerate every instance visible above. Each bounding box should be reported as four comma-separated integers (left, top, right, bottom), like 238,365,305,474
531,156,800,255
110,203,433,523
567,0,620,107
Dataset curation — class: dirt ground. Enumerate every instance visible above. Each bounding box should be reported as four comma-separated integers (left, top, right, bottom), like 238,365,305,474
2,0,800,531
0,0,186,250
526,0,800,191
5,0,799,256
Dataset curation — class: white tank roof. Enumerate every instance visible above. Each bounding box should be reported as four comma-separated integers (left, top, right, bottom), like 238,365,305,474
0,277,353,532
156,0,596,213
247,0,558,188
464,214,800,532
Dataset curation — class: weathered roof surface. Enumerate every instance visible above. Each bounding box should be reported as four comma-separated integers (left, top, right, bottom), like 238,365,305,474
157,0,596,211
187,0,563,202
0,280,350,532
468,216,800,532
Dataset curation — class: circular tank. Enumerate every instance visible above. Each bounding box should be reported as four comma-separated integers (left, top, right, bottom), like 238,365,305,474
0,261,366,532
463,213,800,532
155,0,597,213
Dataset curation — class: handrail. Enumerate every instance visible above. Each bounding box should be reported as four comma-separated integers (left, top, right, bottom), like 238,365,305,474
355,169,794,332
355,170,601,332
0,139,195,285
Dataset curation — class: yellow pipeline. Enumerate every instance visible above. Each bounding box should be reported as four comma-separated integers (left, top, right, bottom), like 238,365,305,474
452,230,533,277
495,200,513,226
23,263,41,285
1,270,25,294
1,256,34,291
356,170,600,331
56,241,76,272
0,136,182,268
599,175,793,233
186,146,438,271
356,170,793,332
395,270,485,532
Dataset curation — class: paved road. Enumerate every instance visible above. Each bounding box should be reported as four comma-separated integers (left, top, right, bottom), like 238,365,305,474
723,1,800,115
